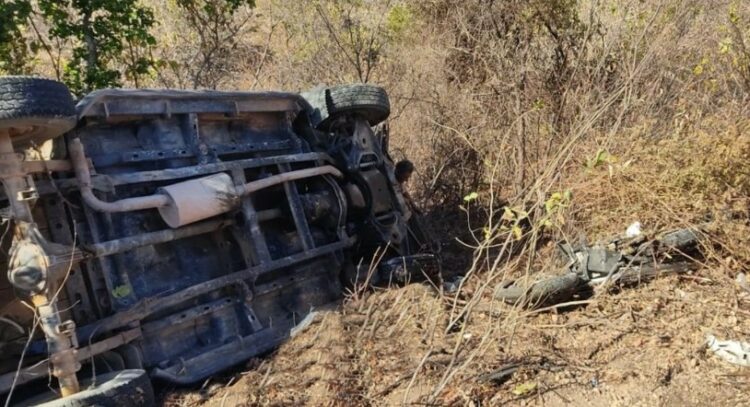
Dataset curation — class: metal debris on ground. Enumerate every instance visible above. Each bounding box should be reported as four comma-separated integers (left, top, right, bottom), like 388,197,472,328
495,225,703,308
476,363,521,384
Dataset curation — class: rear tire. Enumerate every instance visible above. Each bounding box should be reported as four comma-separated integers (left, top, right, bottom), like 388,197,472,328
0,76,76,148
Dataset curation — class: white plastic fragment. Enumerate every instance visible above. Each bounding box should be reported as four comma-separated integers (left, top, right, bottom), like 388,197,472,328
706,334,750,367
625,221,642,238
736,273,750,295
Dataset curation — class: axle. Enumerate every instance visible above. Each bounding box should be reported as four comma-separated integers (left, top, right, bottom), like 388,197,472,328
0,131,81,396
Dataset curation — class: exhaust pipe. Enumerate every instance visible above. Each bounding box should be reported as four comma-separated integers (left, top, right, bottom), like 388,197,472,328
69,138,170,212
70,138,343,227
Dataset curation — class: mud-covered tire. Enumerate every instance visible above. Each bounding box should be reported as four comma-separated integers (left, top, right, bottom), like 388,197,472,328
614,262,693,285
0,76,76,147
303,84,390,130
17,370,154,407
326,83,390,126
495,272,581,307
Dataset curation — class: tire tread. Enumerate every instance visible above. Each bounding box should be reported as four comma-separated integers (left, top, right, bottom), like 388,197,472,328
0,76,76,120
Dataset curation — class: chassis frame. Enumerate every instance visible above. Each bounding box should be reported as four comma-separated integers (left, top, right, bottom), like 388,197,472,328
0,85,434,403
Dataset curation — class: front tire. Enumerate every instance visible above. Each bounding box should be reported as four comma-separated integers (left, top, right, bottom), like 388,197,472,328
302,84,390,130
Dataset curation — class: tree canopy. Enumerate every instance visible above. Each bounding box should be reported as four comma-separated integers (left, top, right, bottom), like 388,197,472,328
0,0,255,94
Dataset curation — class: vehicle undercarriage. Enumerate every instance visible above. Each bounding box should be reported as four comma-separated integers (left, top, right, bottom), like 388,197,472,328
0,78,435,406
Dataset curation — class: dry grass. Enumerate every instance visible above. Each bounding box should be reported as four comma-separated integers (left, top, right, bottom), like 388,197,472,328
14,0,750,405
163,1,750,405
166,269,750,406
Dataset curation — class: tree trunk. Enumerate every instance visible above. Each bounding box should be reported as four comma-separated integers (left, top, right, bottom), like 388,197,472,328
82,12,98,77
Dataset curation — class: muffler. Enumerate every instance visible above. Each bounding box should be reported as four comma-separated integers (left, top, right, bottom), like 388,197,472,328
157,173,240,228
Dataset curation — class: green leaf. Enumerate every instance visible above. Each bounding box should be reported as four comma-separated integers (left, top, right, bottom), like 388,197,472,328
463,191,479,202
112,284,132,299
587,148,610,168
511,225,523,241
483,227,492,240
512,381,537,396
387,4,413,37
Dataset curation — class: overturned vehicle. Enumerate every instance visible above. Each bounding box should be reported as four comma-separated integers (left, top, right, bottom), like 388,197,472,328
0,77,435,405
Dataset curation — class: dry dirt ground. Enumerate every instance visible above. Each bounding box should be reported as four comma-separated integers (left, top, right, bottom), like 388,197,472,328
162,263,750,407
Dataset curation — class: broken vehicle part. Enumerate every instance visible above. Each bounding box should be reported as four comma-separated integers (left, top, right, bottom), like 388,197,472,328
0,80,437,405
495,227,702,307
494,272,581,307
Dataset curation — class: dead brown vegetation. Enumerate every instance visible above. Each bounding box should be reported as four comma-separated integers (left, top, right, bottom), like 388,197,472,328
16,0,750,405
203,0,750,404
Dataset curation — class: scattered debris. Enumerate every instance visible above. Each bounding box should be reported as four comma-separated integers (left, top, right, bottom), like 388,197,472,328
706,335,750,367
477,363,521,384
495,226,702,308
494,272,581,306
626,221,643,238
